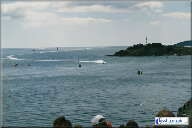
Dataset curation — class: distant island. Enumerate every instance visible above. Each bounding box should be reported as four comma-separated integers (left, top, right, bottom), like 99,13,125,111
110,40,192,56
175,40,192,47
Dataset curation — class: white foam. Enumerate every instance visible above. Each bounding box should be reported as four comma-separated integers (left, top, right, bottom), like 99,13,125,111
37,59,63,62
39,51,57,54
95,60,107,64
85,48,92,50
7,55,24,60
36,59,73,62
80,59,107,64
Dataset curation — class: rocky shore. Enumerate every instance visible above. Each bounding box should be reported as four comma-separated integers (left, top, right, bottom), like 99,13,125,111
177,98,192,126
110,43,192,56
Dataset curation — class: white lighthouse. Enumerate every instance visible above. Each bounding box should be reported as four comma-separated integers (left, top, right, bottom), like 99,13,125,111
145,36,148,44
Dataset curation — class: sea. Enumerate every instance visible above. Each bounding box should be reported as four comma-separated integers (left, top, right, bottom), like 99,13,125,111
1,47,191,127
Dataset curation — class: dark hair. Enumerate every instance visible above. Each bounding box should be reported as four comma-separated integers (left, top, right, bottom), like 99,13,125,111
156,109,175,117
119,124,127,128
53,116,72,128
93,119,111,128
126,120,139,128
154,109,176,128
73,124,83,128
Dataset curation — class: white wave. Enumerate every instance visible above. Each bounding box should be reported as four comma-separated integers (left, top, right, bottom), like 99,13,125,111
7,55,24,60
85,48,92,50
95,60,107,64
39,51,57,54
36,59,73,62
80,59,107,64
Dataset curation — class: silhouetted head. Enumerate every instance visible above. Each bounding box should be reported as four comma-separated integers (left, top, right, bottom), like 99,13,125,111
126,120,139,128
156,109,175,117
91,115,112,128
53,116,72,128
119,124,127,128
73,124,83,128
154,109,176,128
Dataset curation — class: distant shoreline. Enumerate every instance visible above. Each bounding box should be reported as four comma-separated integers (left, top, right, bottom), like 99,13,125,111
109,42,192,56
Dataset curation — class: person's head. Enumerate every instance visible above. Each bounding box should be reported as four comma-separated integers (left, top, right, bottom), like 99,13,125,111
119,124,127,128
156,109,175,117
53,116,72,128
91,115,112,128
126,120,139,128
73,124,83,128
154,109,176,128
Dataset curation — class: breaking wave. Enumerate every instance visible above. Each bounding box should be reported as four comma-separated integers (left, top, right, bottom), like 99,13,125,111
39,51,57,54
80,59,107,64
36,59,73,62
7,55,24,60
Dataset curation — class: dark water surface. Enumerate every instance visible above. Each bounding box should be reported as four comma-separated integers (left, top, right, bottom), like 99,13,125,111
2,47,191,127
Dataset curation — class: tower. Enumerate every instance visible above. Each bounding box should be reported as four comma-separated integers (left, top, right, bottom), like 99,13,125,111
145,36,148,44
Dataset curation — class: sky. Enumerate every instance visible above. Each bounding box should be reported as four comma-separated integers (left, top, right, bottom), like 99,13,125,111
1,0,191,48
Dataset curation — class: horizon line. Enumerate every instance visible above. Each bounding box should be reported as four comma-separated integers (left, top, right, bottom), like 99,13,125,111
2,41,185,49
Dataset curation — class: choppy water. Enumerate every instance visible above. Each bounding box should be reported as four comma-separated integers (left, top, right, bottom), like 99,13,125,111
1,47,191,127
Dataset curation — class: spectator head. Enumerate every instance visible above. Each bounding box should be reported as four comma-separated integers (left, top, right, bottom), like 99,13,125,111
126,120,139,128
156,109,175,117
53,116,72,128
154,109,176,128
91,115,112,128
91,115,105,126
74,124,83,128
119,124,127,128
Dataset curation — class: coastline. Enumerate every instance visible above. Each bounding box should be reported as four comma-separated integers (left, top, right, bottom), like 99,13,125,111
110,43,192,56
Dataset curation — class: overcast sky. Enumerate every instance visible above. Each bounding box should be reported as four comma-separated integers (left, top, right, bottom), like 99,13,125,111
2,1,191,48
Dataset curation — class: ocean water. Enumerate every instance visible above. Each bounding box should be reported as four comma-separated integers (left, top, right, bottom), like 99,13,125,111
1,47,191,127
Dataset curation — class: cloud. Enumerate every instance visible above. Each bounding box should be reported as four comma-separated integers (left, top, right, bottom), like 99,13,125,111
2,1,50,14
61,17,111,24
150,20,160,25
1,1,51,19
162,12,190,19
57,4,130,13
2,1,112,27
23,11,111,28
2,1,130,16
133,1,163,15
134,1,163,9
